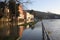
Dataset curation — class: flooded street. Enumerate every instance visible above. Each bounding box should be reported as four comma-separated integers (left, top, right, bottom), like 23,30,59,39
0,0,60,40
21,22,42,40
1,19,60,40
22,19,60,40
43,19,60,40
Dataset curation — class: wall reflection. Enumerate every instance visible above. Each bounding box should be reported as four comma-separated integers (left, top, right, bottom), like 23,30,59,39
0,19,34,40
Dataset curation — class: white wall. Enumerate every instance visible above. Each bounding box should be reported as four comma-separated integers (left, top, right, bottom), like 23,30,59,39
26,12,34,23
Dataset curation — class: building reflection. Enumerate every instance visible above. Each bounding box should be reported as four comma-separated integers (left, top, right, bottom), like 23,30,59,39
0,19,34,40
0,1,34,40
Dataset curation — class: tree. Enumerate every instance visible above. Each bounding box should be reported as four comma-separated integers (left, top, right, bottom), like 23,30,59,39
9,0,16,14
0,2,6,18
0,0,32,40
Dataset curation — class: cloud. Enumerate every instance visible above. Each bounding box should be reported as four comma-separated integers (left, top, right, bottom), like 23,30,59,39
48,9,60,14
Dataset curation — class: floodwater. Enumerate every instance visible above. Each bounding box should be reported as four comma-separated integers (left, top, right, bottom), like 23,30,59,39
22,19,60,40
43,19,60,40
0,19,60,40
21,22,42,40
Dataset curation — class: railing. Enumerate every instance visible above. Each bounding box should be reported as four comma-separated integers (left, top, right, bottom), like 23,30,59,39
41,21,50,40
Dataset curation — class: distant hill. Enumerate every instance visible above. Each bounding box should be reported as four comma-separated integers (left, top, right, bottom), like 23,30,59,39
25,10,60,19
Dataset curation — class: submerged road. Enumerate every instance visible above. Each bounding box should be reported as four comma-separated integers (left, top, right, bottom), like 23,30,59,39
21,22,42,40
43,19,60,40
20,19,60,40
21,21,50,40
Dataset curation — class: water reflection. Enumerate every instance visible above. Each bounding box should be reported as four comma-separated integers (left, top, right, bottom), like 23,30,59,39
43,19,60,40
21,22,42,40
0,20,19,40
31,27,35,30
0,20,35,40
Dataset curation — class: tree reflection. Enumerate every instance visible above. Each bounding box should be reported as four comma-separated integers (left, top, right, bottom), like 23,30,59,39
30,25,35,30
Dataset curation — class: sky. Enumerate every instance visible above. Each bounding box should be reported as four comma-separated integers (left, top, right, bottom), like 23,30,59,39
27,0,60,14
0,0,60,14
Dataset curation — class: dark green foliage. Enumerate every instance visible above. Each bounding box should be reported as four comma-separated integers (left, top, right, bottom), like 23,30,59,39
0,14,3,18
9,1,19,17
0,2,5,8
9,1,16,14
30,10,33,13
0,2,5,18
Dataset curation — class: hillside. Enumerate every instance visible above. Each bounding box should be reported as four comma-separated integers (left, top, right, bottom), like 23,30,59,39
25,10,60,19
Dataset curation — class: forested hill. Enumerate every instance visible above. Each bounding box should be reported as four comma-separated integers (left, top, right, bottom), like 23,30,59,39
25,10,60,19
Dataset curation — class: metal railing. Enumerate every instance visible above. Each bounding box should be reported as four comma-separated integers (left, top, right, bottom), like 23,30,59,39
41,21,50,40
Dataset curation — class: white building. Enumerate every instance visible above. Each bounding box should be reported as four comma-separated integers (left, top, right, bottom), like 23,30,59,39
26,12,34,23
17,4,25,25
18,14,24,25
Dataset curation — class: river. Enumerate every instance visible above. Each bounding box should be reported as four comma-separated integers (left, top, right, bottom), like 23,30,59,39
21,19,60,40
